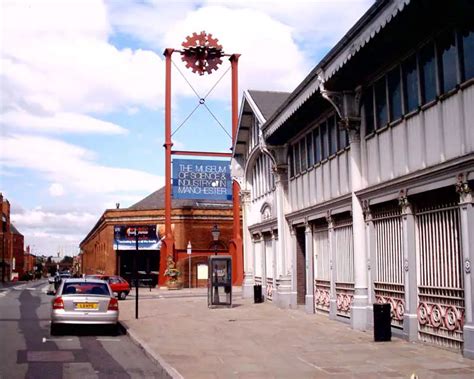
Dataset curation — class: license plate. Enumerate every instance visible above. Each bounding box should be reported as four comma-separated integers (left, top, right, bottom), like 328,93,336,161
75,303,98,310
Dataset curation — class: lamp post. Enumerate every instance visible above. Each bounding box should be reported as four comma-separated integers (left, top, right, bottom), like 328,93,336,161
187,241,192,290
211,224,220,255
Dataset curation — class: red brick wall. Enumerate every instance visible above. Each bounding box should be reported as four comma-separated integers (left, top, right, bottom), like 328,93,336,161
12,233,24,275
80,206,242,285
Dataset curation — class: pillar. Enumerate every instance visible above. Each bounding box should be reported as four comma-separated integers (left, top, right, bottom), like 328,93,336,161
400,191,418,341
364,202,375,328
305,221,315,314
458,177,474,358
271,230,278,304
274,162,293,309
349,128,368,331
241,190,254,298
328,214,337,319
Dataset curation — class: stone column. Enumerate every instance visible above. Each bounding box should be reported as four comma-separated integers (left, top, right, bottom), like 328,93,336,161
305,221,315,314
241,190,254,298
364,201,375,327
348,128,368,331
274,162,293,309
400,191,418,341
289,226,297,309
271,230,278,304
262,232,267,299
457,176,474,358
328,214,337,319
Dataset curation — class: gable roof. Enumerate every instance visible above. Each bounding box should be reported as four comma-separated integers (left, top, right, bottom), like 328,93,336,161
128,186,232,211
247,90,290,121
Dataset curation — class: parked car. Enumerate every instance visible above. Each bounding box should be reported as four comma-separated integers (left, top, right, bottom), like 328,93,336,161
85,275,131,300
50,278,119,335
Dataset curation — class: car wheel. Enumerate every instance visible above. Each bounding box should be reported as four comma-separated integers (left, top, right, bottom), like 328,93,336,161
50,323,60,336
119,291,127,300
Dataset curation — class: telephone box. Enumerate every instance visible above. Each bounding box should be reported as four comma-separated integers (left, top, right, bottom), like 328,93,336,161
208,255,232,308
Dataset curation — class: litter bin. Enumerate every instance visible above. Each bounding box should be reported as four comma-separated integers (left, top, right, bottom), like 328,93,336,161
373,303,391,341
254,284,263,303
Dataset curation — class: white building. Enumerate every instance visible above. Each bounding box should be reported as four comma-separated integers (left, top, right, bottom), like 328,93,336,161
233,0,474,357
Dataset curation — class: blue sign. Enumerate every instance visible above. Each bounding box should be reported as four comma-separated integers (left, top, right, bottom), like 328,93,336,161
172,159,232,200
113,225,161,251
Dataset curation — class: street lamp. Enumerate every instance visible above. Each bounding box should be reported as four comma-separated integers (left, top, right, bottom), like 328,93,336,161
187,241,192,290
211,224,220,255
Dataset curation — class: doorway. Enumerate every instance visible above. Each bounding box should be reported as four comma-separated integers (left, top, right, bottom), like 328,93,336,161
296,227,306,305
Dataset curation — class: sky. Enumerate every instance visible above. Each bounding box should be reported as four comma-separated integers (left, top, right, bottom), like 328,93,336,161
0,0,373,257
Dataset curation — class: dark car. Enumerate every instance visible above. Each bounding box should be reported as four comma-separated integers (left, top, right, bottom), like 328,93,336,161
54,272,72,291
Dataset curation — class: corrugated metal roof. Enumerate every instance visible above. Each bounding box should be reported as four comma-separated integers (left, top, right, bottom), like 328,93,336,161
263,0,411,139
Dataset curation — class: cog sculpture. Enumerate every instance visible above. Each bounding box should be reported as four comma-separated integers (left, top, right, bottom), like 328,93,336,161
181,31,223,75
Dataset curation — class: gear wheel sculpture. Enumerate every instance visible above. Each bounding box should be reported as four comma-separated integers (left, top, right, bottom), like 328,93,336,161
181,31,223,75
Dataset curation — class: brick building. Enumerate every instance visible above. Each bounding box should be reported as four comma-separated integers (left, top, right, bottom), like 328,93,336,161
23,246,36,274
1,193,13,282
10,224,25,279
80,187,242,287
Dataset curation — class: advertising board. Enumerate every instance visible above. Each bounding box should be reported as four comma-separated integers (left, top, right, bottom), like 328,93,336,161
113,225,161,250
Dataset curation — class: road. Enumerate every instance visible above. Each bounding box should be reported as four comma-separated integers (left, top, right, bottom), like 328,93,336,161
0,279,165,378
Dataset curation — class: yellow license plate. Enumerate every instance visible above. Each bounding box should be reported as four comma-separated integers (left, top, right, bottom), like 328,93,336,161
76,303,98,310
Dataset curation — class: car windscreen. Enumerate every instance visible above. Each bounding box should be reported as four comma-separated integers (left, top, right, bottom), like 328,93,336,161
62,282,110,296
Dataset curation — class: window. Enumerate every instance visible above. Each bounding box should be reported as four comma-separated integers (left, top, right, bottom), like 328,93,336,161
375,77,388,128
419,42,437,103
338,123,348,150
306,132,314,166
364,89,375,135
300,138,307,171
289,146,294,177
461,26,474,80
313,128,321,163
403,54,419,113
387,67,403,121
437,30,458,92
320,122,328,160
328,116,337,156
294,143,300,174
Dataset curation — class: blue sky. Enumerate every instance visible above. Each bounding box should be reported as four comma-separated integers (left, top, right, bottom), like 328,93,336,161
0,0,373,256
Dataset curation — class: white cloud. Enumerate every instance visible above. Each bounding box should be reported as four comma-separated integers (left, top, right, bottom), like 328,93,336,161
109,1,373,95
49,183,65,197
1,0,166,138
1,134,164,195
1,111,128,135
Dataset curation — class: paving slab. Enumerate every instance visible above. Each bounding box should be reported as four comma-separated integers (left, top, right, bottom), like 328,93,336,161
118,288,474,378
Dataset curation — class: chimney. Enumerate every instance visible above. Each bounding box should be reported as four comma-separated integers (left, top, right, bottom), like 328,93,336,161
116,203,120,209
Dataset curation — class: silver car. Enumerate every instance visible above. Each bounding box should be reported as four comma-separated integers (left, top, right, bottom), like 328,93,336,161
50,278,119,335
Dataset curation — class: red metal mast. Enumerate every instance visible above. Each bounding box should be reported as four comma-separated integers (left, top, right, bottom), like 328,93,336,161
160,48,174,286
229,54,243,285
160,33,243,286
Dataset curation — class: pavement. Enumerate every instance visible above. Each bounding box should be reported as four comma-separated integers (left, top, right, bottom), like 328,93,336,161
118,287,474,379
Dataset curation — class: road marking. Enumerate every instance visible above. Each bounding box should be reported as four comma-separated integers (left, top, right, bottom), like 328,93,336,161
42,337,73,343
26,288,36,291
297,357,324,371
96,338,121,342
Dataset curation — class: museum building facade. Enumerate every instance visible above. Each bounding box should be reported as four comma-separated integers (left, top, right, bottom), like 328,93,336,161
233,0,474,357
